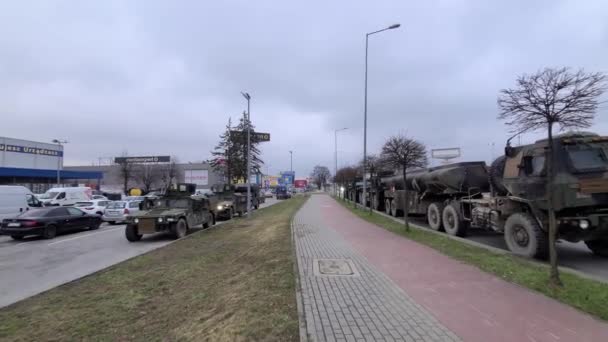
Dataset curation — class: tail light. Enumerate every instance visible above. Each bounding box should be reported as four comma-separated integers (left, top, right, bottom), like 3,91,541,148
124,208,130,214
21,220,39,227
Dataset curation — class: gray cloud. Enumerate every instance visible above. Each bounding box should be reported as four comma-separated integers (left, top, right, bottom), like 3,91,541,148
1,0,607,177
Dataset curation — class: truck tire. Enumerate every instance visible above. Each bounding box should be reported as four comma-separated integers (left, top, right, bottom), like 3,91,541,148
125,225,142,242
390,202,397,217
585,240,608,257
442,204,468,237
385,199,391,215
490,156,508,195
427,202,445,231
173,219,188,239
504,213,548,259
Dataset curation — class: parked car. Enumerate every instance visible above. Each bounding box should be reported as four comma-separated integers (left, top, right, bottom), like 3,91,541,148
0,185,44,221
102,200,141,224
74,200,111,216
124,196,146,202
0,206,101,240
38,187,92,206
263,190,273,198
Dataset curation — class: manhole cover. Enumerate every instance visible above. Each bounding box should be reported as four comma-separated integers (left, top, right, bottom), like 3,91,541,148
313,259,359,277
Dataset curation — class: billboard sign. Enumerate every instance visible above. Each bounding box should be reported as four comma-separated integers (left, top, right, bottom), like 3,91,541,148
294,179,307,188
114,156,171,164
279,171,295,185
185,169,208,186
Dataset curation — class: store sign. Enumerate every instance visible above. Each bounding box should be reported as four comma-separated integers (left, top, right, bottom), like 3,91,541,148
185,170,208,186
114,156,171,164
229,130,271,142
0,143,63,157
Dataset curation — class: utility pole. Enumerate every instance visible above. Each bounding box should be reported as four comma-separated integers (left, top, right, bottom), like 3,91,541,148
52,139,68,186
242,92,252,218
289,150,293,172
334,128,348,196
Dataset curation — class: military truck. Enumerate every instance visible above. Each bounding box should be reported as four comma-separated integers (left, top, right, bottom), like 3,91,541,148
379,132,608,258
124,183,215,242
211,183,263,219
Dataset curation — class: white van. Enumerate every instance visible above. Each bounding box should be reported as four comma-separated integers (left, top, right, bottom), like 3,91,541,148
0,186,44,221
38,187,93,206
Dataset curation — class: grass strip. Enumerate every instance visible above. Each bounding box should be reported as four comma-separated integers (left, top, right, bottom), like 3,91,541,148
335,197,608,321
0,196,308,341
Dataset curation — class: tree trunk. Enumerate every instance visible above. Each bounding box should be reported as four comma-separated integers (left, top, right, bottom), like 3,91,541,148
403,166,409,231
546,123,562,286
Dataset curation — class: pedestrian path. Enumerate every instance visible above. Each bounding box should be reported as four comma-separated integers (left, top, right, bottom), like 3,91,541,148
293,194,608,342
293,195,460,342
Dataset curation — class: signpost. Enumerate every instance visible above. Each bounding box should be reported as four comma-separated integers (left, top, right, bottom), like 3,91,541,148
229,131,270,142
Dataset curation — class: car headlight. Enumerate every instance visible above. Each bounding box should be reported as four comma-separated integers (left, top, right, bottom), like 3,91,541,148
134,218,139,224
157,217,164,223
579,220,590,229
217,205,223,210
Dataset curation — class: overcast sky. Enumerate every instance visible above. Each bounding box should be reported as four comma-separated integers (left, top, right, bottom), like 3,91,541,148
1,0,607,177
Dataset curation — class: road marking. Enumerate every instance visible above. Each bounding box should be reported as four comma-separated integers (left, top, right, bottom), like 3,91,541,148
47,227,124,246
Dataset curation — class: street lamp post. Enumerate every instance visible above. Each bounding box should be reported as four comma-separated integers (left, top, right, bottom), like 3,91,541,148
289,150,293,173
241,92,252,218
52,139,68,186
362,23,400,209
334,127,348,196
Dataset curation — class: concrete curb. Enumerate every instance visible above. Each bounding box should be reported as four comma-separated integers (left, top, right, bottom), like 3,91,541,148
335,197,608,285
291,196,312,342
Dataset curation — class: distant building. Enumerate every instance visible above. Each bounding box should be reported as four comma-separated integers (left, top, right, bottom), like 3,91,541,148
0,136,102,193
65,162,222,193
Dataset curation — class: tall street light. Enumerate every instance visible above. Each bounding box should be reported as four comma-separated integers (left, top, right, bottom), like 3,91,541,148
289,150,293,173
52,139,68,186
362,23,400,209
334,127,348,196
241,91,252,218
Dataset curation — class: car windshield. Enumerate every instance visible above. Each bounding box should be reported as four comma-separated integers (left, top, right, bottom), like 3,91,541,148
568,148,608,172
38,192,58,199
106,201,126,209
75,202,93,207
18,209,51,218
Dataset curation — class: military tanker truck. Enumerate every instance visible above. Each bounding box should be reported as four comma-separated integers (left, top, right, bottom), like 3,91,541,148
380,132,608,258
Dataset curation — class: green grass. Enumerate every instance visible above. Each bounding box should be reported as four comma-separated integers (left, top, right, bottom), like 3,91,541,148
0,197,308,341
335,197,608,321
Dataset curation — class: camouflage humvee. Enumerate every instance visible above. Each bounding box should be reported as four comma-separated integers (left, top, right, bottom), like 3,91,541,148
124,183,215,242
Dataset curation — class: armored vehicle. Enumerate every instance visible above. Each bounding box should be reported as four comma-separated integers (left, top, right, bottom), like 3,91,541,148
211,183,263,219
379,132,608,258
124,183,215,242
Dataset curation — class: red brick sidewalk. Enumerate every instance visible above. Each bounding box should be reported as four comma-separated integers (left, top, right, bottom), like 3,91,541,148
320,195,608,342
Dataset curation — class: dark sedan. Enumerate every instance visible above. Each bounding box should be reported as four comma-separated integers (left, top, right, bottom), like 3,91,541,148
0,207,102,240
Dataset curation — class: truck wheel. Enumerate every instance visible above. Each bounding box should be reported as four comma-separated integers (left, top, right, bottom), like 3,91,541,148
173,219,188,239
585,240,608,257
390,202,397,217
504,213,548,259
427,202,445,231
125,225,142,242
43,225,57,239
385,200,391,215
442,204,468,237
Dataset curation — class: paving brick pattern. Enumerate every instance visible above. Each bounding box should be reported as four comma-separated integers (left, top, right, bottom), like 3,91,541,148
293,196,460,342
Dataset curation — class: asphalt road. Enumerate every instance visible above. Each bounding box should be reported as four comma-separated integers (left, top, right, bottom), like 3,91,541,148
0,197,279,308
409,215,608,282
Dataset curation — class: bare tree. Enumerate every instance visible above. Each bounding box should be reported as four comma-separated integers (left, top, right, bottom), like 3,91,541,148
497,67,607,286
311,165,331,190
135,163,161,193
381,134,428,231
117,152,134,195
160,156,181,191
334,166,358,203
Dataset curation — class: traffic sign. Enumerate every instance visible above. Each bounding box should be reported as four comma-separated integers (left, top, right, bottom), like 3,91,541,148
230,130,270,142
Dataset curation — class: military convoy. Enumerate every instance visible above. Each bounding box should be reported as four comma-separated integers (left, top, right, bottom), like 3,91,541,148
125,183,215,241
345,132,608,258
211,183,263,219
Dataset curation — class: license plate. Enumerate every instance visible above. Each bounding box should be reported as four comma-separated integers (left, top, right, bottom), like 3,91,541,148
7,223,20,227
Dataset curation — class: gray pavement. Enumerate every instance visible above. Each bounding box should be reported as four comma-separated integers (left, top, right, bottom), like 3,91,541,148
294,196,460,342
0,197,278,308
